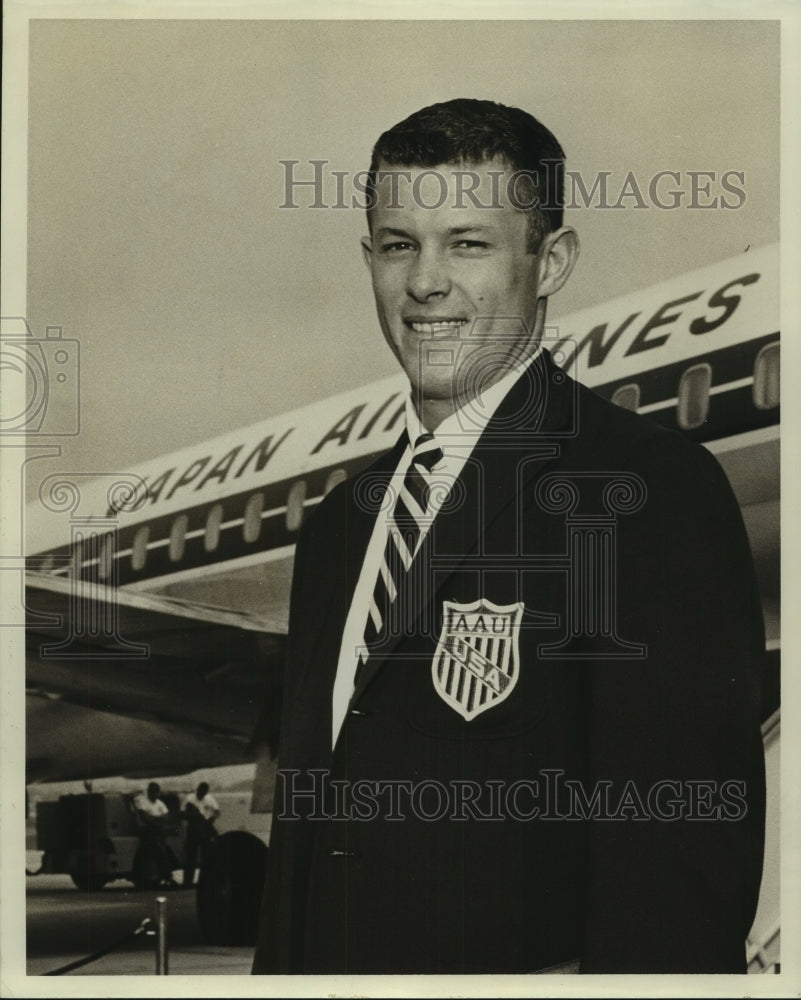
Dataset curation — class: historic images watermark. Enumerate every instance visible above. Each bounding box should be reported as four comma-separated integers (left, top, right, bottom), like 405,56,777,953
0,317,80,438
1,316,151,657
278,161,747,212
31,473,151,660
278,768,750,823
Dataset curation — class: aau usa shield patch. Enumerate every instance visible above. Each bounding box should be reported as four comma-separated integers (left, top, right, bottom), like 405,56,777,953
432,599,525,721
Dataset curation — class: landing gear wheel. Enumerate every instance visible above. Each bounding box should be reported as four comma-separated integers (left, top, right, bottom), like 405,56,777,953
69,855,108,892
196,832,268,946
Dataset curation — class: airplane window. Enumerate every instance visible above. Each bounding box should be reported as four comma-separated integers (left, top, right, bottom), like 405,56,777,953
753,342,780,410
286,480,307,532
243,493,264,543
677,363,712,430
131,526,150,570
98,533,115,580
611,384,640,412
204,503,224,552
169,514,188,562
324,468,347,495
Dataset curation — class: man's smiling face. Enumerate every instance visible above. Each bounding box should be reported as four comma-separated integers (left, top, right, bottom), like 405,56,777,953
362,158,551,427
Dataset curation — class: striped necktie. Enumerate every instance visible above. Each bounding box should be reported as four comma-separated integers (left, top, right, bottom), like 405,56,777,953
358,432,444,677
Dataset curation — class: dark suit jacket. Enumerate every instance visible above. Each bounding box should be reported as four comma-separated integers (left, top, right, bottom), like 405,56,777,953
252,350,765,975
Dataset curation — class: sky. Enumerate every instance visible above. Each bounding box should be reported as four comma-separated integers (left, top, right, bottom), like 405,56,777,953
16,17,781,502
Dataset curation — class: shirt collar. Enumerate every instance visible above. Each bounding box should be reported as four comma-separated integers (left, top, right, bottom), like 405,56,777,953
404,343,543,455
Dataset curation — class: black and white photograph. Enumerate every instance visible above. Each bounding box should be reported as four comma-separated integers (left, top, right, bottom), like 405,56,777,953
1,5,798,996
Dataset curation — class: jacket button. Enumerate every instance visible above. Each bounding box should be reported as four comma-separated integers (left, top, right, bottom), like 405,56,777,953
350,708,371,717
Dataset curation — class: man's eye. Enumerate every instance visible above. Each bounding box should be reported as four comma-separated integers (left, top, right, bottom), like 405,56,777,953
454,240,489,250
380,241,414,253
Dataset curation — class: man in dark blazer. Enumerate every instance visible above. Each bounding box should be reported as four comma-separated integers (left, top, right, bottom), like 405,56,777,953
252,99,765,975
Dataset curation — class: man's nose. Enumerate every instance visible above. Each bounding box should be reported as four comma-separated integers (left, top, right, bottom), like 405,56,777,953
406,248,451,301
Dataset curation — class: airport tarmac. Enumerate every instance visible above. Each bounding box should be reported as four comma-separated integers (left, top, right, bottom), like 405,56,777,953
26,871,253,976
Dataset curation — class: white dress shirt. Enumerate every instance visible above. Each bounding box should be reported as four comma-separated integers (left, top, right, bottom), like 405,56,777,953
331,347,542,747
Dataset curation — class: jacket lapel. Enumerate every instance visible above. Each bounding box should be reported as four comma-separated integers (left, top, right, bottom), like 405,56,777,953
283,436,407,767
316,434,408,658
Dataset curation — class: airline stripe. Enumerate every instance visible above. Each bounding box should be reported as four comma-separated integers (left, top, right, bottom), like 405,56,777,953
637,375,756,414
29,347,779,586
47,498,311,576
592,333,776,408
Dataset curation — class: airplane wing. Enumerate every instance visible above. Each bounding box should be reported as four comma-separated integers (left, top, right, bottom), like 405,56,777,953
25,571,285,782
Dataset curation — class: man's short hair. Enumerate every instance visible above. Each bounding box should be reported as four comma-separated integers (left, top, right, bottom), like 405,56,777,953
366,98,565,250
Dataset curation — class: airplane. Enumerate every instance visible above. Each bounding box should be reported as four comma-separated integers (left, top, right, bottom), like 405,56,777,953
22,242,780,964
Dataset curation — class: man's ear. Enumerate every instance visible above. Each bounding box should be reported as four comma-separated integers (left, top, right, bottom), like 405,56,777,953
536,226,579,298
361,236,373,270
